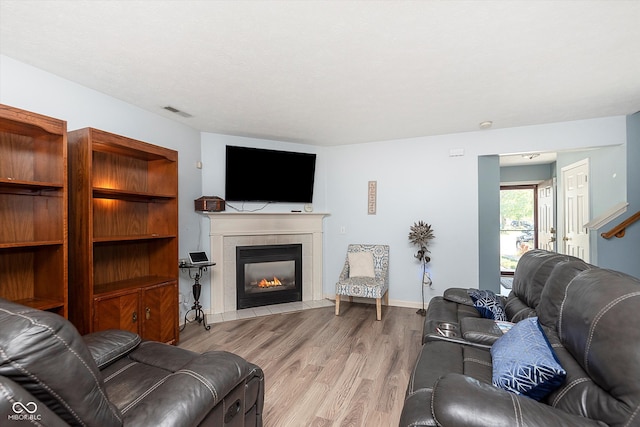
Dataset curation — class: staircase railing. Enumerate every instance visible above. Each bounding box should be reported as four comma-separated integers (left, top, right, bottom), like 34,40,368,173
601,210,640,239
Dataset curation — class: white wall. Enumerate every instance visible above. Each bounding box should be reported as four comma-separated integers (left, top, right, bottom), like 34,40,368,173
1,55,629,313
0,55,203,318
200,118,626,309
324,118,627,307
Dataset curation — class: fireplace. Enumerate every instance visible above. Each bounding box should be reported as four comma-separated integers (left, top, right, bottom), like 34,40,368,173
236,244,303,309
207,212,327,313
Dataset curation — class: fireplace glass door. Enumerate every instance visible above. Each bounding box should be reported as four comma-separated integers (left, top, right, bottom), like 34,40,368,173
236,244,302,309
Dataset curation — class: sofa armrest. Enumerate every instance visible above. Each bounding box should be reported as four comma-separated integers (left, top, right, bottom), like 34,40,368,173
399,388,437,427
121,350,264,426
443,288,474,305
459,317,504,346
83,329,141,369
431,373,604,427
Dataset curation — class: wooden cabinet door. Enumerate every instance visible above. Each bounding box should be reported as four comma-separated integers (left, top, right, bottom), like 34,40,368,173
141,281,178,344
94,291,140,334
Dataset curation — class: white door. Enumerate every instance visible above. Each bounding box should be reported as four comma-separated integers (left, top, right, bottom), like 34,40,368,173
537,178,556,252
561,159,590,262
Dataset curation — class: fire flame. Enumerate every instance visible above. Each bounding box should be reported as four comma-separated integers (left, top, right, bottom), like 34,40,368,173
258,277,282,288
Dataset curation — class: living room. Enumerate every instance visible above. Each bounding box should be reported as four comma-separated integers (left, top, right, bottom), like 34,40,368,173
3,63,638,316
1,1,640,426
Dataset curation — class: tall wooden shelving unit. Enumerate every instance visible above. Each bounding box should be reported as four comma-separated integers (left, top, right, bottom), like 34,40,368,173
68,128,179,344
0,104,68,317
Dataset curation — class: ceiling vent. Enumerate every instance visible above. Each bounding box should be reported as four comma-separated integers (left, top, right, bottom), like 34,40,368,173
163,105,193,118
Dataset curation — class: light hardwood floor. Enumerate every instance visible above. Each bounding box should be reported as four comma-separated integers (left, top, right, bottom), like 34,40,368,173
179,302,424,426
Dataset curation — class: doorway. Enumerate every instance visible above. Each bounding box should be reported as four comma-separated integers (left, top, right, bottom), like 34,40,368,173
537,178,556,252
500,185,536,275
560,159,590,262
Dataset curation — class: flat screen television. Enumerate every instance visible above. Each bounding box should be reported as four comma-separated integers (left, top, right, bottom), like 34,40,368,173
225,145,316,203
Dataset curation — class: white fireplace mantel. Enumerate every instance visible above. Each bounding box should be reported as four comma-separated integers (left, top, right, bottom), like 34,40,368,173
206,212,329,313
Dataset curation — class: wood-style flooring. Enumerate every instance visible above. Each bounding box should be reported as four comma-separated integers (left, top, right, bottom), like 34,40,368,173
178,302,424,426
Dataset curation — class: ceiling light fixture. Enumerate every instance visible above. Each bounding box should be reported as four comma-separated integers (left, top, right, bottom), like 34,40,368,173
479,120,493,129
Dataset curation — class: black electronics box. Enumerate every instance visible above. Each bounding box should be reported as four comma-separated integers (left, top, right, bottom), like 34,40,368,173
194,196,225,212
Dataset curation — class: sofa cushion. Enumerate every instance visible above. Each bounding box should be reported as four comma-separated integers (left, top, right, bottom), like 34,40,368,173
408,341,492,395
509,250,578,316
491,317,565,401
536,259,593,329
430,373,604,427
102,341,264,426
468,290,508,321
503,292,537,322
0,298,122,426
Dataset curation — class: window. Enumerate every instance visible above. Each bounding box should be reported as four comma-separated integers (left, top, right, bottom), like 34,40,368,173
500,185,537,275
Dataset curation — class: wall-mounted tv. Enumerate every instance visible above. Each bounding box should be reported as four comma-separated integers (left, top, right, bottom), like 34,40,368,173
225,145,316,203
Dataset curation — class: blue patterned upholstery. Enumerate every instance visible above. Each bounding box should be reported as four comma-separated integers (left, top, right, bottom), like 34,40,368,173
468,289,508,321
335,244,389,320
491,317,566,401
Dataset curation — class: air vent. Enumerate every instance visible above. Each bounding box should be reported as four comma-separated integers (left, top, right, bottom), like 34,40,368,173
163,106,193,118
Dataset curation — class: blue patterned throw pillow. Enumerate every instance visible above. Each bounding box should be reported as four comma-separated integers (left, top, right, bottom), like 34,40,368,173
467,289,508,321
490,317,566,401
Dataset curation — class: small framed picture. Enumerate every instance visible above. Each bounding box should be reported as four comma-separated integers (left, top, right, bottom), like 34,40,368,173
368,181,377,215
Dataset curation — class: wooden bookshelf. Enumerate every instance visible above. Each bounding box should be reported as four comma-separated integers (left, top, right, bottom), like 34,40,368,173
68,128,178,344
0,104,68,317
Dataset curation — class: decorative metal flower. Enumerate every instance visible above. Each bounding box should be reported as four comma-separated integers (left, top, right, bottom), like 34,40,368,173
408,220,435,263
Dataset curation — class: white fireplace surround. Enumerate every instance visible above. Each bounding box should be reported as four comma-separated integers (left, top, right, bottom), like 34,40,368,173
206,212,328,313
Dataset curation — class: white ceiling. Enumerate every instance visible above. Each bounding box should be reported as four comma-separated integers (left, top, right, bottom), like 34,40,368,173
1,1,639,147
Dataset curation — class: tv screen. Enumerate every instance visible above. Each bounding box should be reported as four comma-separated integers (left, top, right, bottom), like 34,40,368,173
225,146,316,203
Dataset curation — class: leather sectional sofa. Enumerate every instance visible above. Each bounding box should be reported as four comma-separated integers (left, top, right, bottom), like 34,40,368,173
401,249,640,426
0,298,264,426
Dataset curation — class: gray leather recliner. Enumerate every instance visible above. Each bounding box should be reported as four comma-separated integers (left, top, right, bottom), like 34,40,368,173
0,298,264,426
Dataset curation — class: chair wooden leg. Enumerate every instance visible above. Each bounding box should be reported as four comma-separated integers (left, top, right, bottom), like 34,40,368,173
384,291,389,306
335,295,341,316
376,298,382,321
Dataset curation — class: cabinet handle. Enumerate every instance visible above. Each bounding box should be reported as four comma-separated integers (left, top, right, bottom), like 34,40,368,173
145,307,151,320
132,311,138,323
